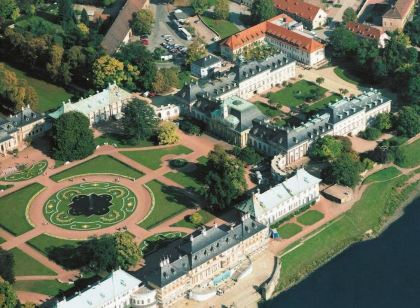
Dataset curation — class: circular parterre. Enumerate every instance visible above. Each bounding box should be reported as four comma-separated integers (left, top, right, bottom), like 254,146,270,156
43,182,137,231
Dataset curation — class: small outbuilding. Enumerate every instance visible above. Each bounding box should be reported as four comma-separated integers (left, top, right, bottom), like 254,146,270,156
190,54,222,78
322,184,353,204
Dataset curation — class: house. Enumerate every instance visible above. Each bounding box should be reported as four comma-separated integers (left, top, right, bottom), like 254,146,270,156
0,107,47,157
346,22,390,48
221,14,325,67
48,83,133,127
101,0,149,54
237,168,321,225
382,0,416,32
153,104,180,121
273,0,328,29
191,55,222,78
54,269,157,308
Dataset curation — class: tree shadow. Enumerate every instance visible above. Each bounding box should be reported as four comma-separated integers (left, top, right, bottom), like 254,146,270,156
161,185,198,209
46,244,86,270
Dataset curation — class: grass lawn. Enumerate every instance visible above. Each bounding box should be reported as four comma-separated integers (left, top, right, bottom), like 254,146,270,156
395,139,420,168
165,170,201,191
14,280,72,296
171,209,215,229
50,155,144,182
277,223,302,239
139,180,194,229
0,237,5,244
94,133,155,148
268,80,327,108
28,234,79,256
254,101,282,117
139,231,186,256
0,184,13,191
197,156,208,165
201,15,240,39
11,248,56,276
333,67,364,86
0,183,44,235
1,62,72,113
364,166,401,184
121,145,193,170
303,93,342,114
0,160,48,182
297,210,325,226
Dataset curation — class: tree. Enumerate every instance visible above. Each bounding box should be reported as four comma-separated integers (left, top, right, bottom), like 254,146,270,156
315,77,325,86
251,0,276,24
342,7,356,23
0,281,18,308
191,0,210,15
330,27,359,57
189,212,203,225
185,39,206,65
80,8,89,25
0,0,19,21
405,15,420,46
80,235,117,273
153,68,178,93
114,232,140,270
395,106,420,137
92,55,126,89
153,47,165,60
122,99,159,142
374,113,392,131
214,0,229,20
131,9,154,35
406,75,420,106
361,127,382,140
59,0,76,30
202,145,247,211
309,136,344,161
46,44,64,82
52,111,95,161
233,146,262,165
157,121,179,145
0,248,14,283
324,152,363,188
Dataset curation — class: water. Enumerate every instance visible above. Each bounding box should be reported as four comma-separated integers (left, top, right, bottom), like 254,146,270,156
263,196,420,308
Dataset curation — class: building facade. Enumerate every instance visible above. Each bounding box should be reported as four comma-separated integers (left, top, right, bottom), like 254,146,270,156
191,55,222,78
346,21,390,48
274,0,328,29
0,107,47,157
221,14,325,67
237,169,321,225
382,0,416,32
153,104,180,121
48,83,133,127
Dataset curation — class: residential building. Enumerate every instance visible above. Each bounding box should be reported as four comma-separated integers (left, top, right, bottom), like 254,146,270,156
249,90,391,172
139,215,268,307
221,14,325,66
382,0,416,32
191,55,222,78
237,168,321,225
101,0,149,54
178,53,295,110
153,104,180,121
48,83,133,127
273,0,328,29
191,95,266,147
55,269,157,308
346,22,390,48
0,107,47,157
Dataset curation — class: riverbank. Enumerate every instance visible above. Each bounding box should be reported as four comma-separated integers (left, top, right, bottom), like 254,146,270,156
270,169,420,297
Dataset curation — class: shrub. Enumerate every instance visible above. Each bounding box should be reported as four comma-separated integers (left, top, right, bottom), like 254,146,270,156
361,127,382,140
362,158,374,170
189,212,203,225
179,119,203,136
169,159,188,168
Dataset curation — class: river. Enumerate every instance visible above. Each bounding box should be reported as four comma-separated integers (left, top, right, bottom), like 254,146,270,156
262,196,420,308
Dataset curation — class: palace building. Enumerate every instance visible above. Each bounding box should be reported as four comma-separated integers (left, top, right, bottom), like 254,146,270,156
273,0,327,29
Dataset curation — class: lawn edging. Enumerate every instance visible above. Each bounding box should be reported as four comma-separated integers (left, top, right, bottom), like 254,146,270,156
26,185,47,228
137,184,155,227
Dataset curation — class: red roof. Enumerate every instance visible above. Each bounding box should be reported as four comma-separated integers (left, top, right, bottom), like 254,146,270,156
223,14,324,53
274,0,322,22
346,22,383,41
383,0,415,19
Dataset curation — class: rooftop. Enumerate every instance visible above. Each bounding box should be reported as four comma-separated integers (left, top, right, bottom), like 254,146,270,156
383,0,415,19
191,54,222,68
274,0,323,22
346,22,384,41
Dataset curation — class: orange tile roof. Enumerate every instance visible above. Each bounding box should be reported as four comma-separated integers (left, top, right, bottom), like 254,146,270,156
346,22,383,41
223,14,324,53
274,0,322,22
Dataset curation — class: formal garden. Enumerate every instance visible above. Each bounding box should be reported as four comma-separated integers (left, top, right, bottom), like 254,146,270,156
43,182,137,230
0,160,48,182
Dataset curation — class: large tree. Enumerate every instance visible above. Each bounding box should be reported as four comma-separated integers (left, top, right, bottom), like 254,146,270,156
308,136,344,161
152,68,178,93
405,15,420,46
52,111,95,161
0,281,18,308
202,145,247,211
58,0,76,30
0,248,14,284
114,232,140,270
323,152,363,188
92,55,126,89
251,0,276,24
374,112,392,131
157,121,179,145
191,0,210,15
395,106,420,137
329,26,359,57
342,7,356,23
131,9,154,35
122,99,159,142
214,0,229,20
0,0,19,21
80,235,117,273
185,39,206,65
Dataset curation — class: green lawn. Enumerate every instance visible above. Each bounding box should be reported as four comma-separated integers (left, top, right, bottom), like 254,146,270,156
121,145,193,170
165,170,201,191
0,183,44,235
303,93,342,114
395,139,420,168
94,133,155,148
277,223,302,239
364,166,401,184
11,248,56,276
14,280,72,296
28,234,79,255
139,180,194,229
201,15,240,39
254,101,282,117
0,237,5,244
50,155,144,182
139,232,185,256
0,184,13,191
268,80,327,108
1,62,72,113
297,210,325,226
197,156,208,165
171,210,215,229
0,160,48,182
333,67,363,86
